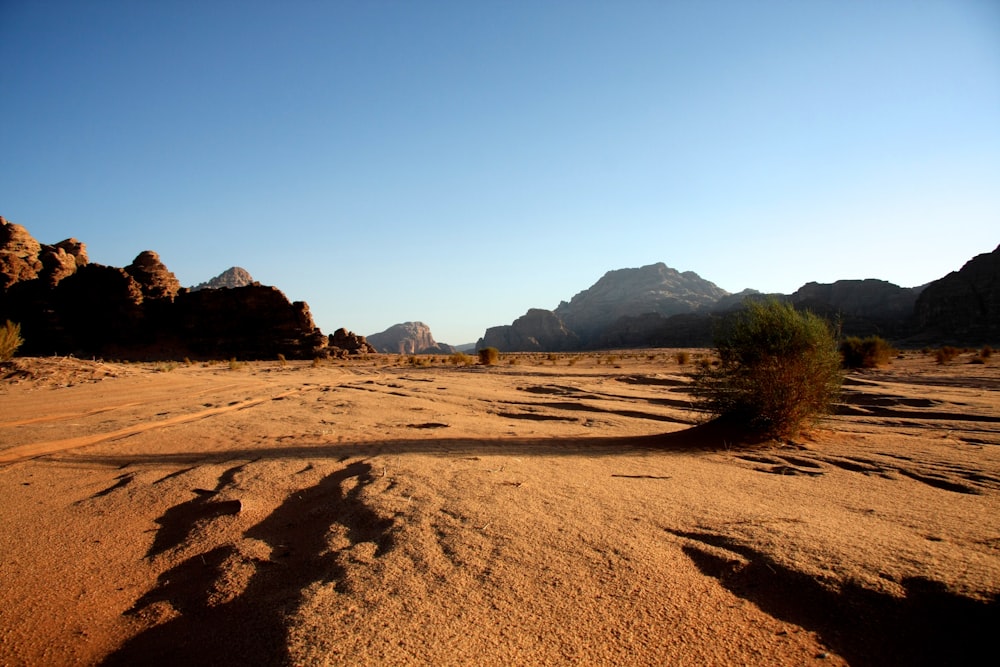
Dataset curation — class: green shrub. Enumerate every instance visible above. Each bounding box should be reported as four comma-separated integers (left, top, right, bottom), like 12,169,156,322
694,299,843,439
840,336,896,368
479,347,500,366
934,346,961,364
0,321,24,361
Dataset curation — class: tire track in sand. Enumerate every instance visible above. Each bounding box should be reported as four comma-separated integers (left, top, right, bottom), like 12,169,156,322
0,386,314,465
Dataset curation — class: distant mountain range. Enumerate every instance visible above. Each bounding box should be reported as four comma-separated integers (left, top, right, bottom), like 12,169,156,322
477,247,1000,351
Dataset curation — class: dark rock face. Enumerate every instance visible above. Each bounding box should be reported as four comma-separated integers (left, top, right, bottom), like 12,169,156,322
367,321,455,354
915,244,1000,343
328,328,376,358
477,308,579,352
191,267,256,291
790,279,924,338
0,220,331,360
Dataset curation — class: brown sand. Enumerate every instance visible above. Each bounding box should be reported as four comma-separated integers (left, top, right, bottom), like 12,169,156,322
1,351,998,666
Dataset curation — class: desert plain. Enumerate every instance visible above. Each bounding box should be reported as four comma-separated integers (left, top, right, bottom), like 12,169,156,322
1,350,998,666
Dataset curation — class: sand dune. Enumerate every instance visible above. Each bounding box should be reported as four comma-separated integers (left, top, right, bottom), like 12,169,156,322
1,351,998,665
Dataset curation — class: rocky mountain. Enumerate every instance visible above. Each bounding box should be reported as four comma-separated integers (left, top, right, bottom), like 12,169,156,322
191,267,255,291
915,244,1000,343
555,263,728,341
477,249,999,351
367,322,456,354
0,217,352,360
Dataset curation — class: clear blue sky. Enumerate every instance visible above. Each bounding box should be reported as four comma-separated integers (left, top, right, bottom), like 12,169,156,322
2,1,998,345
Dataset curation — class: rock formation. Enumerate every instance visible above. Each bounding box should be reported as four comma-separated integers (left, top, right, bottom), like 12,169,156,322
328,328,377,358
367,322,456,354
477,308,579,352
125,251,181,301
191,267,256,291
0,219,332,360
915,244,1000,343
553,263,729,343
790,279,924,338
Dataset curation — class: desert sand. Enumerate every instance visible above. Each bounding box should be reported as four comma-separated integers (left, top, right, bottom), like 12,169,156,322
1,351,998,666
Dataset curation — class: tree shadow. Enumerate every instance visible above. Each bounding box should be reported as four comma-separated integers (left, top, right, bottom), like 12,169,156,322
668,528,1000,666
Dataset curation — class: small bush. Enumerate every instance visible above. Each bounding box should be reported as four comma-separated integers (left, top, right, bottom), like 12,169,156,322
229,358,244,370
934,346,961,364
694,299,842,439
449,352,474,366
981,346,993,360
675,350,690,365
0,320,24,361
840,336,896,368
277,353,288,367
479,347,500,366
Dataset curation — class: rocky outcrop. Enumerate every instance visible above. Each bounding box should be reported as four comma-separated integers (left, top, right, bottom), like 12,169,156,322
0,219,332,360
554,263,728,344
191,267,256,291
328,328,376,358
125,251,181,300
915,244,1000,343
367,322,456,354
0,217,44,288
477,308,579,352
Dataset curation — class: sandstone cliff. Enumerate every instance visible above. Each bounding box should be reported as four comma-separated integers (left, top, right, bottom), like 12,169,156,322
477,308,579,352
367,322,456,354
790,279,923,338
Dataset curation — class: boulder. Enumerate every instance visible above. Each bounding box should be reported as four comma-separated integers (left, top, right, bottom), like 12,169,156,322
328,328,376,357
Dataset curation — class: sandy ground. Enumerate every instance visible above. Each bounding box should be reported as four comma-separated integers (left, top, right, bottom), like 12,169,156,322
1,350,998,666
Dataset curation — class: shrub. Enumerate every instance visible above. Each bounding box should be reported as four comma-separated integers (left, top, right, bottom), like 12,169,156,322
675,350,690,365
479,347,500,366
934,346,961,364
449,351,473,366
0,320,23,361
981,345,993,360
840,336,896,368
694,299,843,439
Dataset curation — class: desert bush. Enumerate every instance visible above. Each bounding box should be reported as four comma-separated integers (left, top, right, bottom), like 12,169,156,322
675,350,690,365
0,320,24,361
449,351,473,366
693,299,842,439
229,358,244,370
277,353,288,367
981,345,993,360
934,346,961,364
479,347,500,366
839,335,896,368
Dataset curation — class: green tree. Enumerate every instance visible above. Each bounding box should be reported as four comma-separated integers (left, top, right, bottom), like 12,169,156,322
694,299,842,439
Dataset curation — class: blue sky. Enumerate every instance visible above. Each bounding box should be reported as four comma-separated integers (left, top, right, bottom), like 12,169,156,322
2,1,998,345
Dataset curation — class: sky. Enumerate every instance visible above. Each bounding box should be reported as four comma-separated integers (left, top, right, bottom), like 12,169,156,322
2,1,998,345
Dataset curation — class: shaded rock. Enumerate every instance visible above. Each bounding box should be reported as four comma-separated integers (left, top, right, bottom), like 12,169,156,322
53,238,88,267
915,244,1000,343
191,267,256,291
125,251,181,301
367,322,456,354
39,246,79,286
790,279,923,338
477,308,579,352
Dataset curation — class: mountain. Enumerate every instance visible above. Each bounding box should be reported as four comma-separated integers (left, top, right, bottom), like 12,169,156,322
476,249,999,351
914,244,1000,343
367,322,456,354
477,263,728,351
192,267,255,291
554,263,728,341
